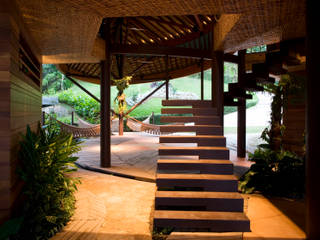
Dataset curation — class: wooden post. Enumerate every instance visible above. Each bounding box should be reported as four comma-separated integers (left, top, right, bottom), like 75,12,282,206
42,111,45,125
306,1,320,238
237,50,246,158
71,111,74,125
211,51,224,128
119,115,124,135
165,55,169,100
100,19,111,168
200,58,204,100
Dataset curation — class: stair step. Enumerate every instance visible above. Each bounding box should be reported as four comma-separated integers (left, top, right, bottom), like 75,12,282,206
156,173,237,192
157,159,233,174
155,191,243,212
160,116,220,125
159,135,226,146
161,108,217,116
159,147,229,160
167,232,243,240
160,125,222,135
162,100,213,107
154,210,250,232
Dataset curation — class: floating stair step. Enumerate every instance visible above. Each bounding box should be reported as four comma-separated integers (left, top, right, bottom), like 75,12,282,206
159,147,229,160
161,108,217,116
160,135,226,146
155,191,243,212
154,210,250,232
160,125,222,135
157,159,233,174
160,116,220,125
166,232,243,240
162,100,213,108
156,173,237,192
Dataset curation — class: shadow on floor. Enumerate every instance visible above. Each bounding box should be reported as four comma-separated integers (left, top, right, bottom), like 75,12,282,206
267,196,306,232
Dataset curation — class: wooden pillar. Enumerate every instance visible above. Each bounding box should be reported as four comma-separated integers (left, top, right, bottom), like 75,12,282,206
237,50,246,158
306,1,320,238
165,55,169,100
200,58,204,100
211,51,224,128
71,112,74,125
100,19,111,168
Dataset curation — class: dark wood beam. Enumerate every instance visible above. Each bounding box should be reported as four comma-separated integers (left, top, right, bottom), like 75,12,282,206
101,19,111,168
193,15,204,31
224,53,240,64
110,44,212,60
67,76,100,103
125,82,166,116
306,1,320,239
165,55,169,100
237,50,246,158
200,58,204,100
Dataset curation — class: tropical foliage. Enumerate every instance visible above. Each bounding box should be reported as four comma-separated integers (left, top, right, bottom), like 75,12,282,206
42,65,73,95
58,90,100,123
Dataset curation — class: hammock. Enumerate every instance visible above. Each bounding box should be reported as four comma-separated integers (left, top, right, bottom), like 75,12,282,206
126,116,161,135
57,119,100,138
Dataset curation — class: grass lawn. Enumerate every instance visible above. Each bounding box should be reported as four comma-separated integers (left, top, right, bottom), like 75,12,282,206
48,75,259,119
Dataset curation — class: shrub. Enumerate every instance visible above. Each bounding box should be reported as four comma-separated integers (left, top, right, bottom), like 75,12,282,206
58,89,100,123
239,147,305,198
13,123,82,239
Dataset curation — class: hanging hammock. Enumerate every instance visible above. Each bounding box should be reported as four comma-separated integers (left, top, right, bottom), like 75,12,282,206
57,119,101,138
126,116,161,135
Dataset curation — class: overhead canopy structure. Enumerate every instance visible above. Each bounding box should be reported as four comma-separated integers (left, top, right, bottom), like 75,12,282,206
16,0,306,84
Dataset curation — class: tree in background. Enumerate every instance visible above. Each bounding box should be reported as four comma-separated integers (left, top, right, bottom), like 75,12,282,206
42,64,73,94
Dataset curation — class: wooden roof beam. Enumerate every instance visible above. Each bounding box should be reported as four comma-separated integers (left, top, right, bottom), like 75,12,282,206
109,44,212,60
213,14,241,51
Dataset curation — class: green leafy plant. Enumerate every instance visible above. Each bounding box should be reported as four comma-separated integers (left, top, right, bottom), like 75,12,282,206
12,123,82,240
58,90,100,123
113,76,132,116
239,147,305,198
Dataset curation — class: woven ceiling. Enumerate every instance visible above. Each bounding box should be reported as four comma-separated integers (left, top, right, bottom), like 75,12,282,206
15,0,306,84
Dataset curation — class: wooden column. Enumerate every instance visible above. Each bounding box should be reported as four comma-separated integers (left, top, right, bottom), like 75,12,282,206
100,19,111,168
237,50,246,158
211,51,224,128
165,55,169,100
200,58,204,100
306,1,320,238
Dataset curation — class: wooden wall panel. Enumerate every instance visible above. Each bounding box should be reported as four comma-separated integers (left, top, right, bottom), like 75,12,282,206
0,4,41,223
283,99,306,156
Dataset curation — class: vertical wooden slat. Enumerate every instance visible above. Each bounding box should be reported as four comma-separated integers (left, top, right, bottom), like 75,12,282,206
165,55,169,100
200,58,204,100
306,1,320,238
237,50,246,158
100,19,111,168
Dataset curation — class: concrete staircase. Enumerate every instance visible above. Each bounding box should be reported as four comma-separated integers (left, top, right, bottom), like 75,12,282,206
154,100,250,233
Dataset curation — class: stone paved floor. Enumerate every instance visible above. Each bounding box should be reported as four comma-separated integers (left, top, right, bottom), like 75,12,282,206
51,168,155,240
76,132,253,181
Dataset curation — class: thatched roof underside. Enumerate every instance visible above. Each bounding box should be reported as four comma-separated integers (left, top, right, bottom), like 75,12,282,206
15,0,306,84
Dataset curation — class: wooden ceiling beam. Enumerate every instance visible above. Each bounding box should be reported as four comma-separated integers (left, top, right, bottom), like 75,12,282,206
194,15,204,31
143,16,193,30
110,44,212,60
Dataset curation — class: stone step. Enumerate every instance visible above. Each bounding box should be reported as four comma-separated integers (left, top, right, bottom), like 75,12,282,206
154,210,250,232
159,147,229,160
156,173,238,192
160,115,220,125
157,159,233,174
159,135,226,146
160,125,222,135
162,100,213,108
155,191,243,212
161,108,217,116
